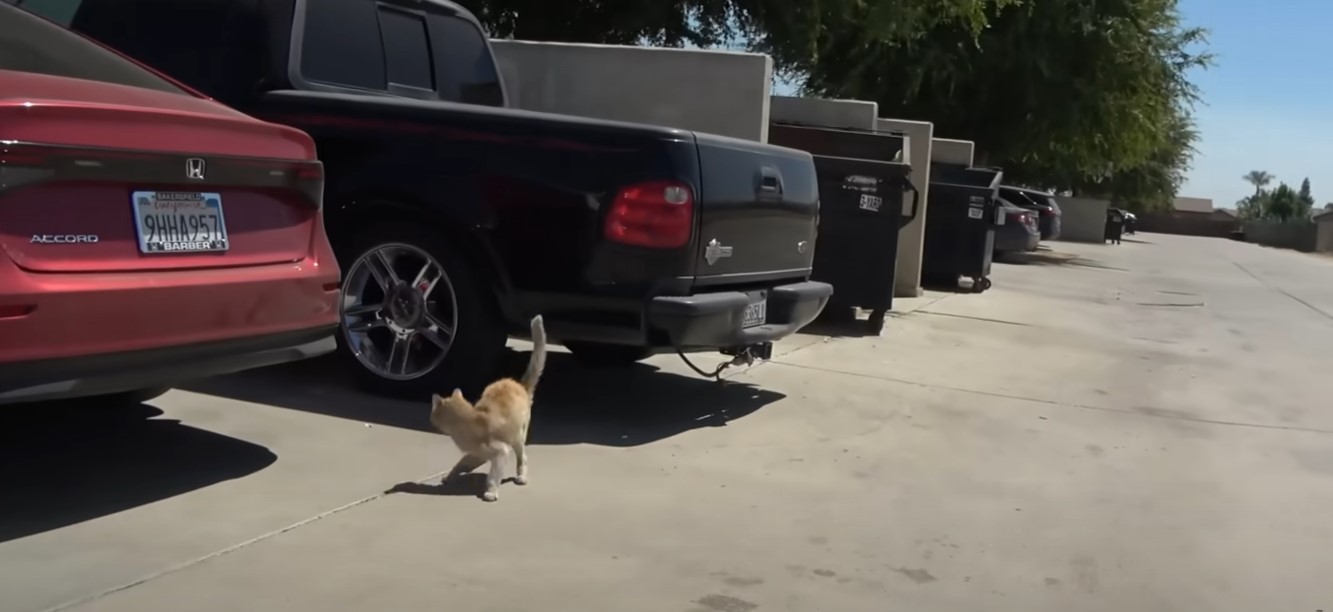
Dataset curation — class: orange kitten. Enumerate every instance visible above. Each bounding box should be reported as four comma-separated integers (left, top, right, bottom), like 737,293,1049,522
430,315,546,502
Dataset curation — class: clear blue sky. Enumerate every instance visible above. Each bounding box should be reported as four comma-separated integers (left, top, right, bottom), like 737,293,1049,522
1177,0,1331,208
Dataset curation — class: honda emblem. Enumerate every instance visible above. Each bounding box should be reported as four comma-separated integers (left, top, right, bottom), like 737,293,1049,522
185,158,206,180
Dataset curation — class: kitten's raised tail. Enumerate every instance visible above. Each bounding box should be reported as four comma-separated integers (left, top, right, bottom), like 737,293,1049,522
520,315,547,394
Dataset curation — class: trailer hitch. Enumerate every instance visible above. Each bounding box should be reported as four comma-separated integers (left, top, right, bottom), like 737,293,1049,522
676,342,774,380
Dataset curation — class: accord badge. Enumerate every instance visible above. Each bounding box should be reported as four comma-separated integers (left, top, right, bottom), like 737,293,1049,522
31,234,99,244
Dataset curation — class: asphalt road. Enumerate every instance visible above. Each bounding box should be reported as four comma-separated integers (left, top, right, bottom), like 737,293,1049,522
3,233,1332,612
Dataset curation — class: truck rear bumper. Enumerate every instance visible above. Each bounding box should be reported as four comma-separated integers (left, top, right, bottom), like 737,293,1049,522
648,281,833,348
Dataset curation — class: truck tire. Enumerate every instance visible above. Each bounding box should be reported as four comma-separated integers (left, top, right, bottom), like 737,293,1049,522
564,342,653,367
336,223,506,399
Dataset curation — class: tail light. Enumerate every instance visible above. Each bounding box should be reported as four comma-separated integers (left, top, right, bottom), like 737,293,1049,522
292,160,324,209
1,142,325,207
604,180,694,248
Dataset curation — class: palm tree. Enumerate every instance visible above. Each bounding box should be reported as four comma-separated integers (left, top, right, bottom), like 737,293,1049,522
1243,170,1274,196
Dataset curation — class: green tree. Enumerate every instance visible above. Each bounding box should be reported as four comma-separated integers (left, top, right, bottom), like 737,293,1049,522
454,0,1015,55
1072,109,1198,212
1297,177,1315,218
796,0,1211,192
1243,170,1274,197
1236,194,1264,220
1264,183,1299,222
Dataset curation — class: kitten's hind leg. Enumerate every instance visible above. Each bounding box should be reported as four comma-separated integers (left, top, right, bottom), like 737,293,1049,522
513,439,529,486
445,454,485,482
482,444,511,502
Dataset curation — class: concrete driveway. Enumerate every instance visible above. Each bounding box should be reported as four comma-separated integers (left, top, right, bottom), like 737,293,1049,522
3,233,1332,612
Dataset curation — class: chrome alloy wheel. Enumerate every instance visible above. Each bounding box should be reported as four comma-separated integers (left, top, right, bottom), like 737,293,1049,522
340,243,458,381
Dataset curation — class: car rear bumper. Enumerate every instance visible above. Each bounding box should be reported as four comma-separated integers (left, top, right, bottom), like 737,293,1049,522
994,228,1035,253
0,325,336,405
1042,217,1062,240
1,251,338,364
647,280,833,348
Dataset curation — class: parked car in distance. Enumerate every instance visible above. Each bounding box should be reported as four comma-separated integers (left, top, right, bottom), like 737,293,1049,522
0,2,340,406
40,0,833,397
993,199,1040,259
998,186,1062,241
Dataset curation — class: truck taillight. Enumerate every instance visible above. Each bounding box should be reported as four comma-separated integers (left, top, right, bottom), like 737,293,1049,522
604,180,694,248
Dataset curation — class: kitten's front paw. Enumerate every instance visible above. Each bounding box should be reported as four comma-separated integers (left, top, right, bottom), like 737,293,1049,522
512,474,528,486
481,490,499,502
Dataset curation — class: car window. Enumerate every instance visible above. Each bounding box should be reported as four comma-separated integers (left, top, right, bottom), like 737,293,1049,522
300,0,386,91
379,7,434,91
431,13,504,106
1003,191,1035,207
0,0,187,95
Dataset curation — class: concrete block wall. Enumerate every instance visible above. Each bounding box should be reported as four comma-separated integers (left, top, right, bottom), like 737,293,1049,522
491,40,772,142
931,139,974,165
1317,217,1333,253
770,96,878,131
1244,221,1317,252
1137,213,1236,238
878,118,934,298
1054,197,1111,243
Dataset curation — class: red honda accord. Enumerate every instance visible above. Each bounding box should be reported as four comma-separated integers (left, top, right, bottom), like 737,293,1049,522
0,3,340,406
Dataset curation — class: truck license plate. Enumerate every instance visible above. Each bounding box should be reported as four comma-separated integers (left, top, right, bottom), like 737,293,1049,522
742,297,767,328
132,191,230,254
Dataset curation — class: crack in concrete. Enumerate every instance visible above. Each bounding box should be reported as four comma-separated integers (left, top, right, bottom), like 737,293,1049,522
764,360,1333,436
40,468,453,612
1232,260,1333,322
913,310,1036,327
1136,302,1204,308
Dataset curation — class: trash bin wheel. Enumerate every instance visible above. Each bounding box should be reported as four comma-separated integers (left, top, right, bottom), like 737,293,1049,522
866,309,887,335
973,277,992,293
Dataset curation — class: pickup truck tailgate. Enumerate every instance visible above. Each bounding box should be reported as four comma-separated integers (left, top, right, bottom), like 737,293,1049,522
691,134,819,286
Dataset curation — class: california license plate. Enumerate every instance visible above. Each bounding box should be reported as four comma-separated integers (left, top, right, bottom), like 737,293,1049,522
132,191,229,254
742,294,768,328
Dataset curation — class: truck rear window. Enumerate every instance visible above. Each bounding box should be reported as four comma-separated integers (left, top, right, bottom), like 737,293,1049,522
0,1,188,95
300,0,387,91
378,7,434,91
299,0,501,105
432,12,503,106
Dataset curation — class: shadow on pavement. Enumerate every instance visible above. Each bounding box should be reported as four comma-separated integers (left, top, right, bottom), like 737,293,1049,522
385,475,485,497
0,401,276,543
186,350,784,448
998,250,1081,266
797,315,878,339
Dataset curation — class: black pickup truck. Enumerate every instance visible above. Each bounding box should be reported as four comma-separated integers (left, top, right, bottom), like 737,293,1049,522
25,0,832,396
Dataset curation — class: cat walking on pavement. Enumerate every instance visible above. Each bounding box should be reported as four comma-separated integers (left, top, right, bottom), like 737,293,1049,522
429,315,546,502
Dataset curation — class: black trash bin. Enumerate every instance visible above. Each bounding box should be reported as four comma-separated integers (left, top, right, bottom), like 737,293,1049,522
921,164,1004,293
1105,208,1126,244
769,124,919,333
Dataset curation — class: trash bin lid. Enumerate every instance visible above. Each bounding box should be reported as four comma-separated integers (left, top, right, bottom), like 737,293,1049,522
769,123,907,164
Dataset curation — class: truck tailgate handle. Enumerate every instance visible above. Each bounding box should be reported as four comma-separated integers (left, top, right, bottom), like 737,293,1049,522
757,167,784,200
